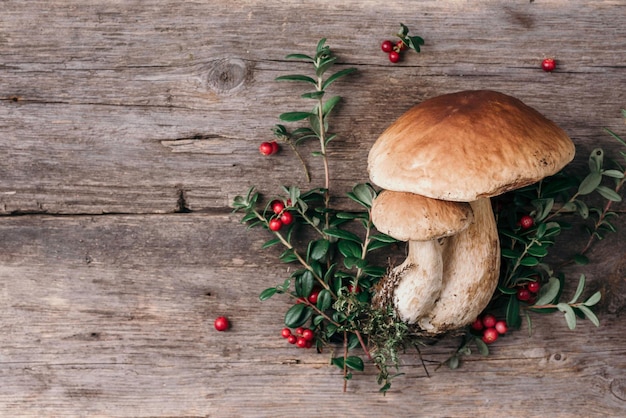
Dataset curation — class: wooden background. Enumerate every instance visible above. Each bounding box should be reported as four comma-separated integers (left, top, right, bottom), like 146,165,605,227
1,1,625,416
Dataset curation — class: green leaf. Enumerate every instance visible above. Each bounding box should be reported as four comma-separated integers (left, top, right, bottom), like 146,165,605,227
499,229,526,243
279,111,313,122
279,249,298,263
531,198,554,222
275,74,317,84
324,228,362,243
447,355,459,369
397,23,410,37
284,53,314,62
569,274,586,304
574,199,589,219
578,171,602,195
602,169,625,179
301,91,325,100
583,291,602,307
527,245,548,258
348,183,376,208
557,303,577,330
534,277,560,306
322,95,342,117
262,238,281,249
474,337,489,356
577,305,600,327
310,239,330,261
295,271,314,298
316,289,332,311
284,303,312,328
501,248,521,259
259,287,277,301
316,56,337,77
322,67,357,90
519,256,539,267
605,127,626,147
362,265,387,278
595,185,623,202
506,296,521,329
344,356,364,371
573,254,590,265
498,285,518,295
370,233,397,243
588,148,604,172
338,239,362,259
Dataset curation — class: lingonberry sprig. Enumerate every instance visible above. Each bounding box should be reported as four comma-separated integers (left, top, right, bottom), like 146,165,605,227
380,23,424,63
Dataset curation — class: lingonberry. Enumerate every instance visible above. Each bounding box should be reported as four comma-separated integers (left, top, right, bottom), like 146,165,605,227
270,141,279,154
259,142,274,156
471,318,484,332
541,58,556,72
381,40,393,53
302,328,314,341
296,336,308,348
388,51,400,63
305,339,313,349
347,284,361,294
295,327,305,336
396,40,407,51
519,215,534,230
495,320,508,335
268,218,283,231
482,327,499,344
214,316,229,332
280,211,293,226
527,281,541,293
287,335,297,344
482,313,497,329
517,288,532,301
281,327,292,338
308,289,320,305
271,200,285,215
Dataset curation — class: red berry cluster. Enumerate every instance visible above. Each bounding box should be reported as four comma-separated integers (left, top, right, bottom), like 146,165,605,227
259,141,279,156
471,313,507,344
380,39,407,63
268,199,294,232
541,58,556,72
517,279,541,303
281,327,315,349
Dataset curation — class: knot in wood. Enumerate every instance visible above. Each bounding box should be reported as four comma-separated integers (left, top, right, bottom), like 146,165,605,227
206,58,248,93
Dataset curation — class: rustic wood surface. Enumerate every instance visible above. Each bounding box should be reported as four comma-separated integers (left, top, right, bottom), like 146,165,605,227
1,1,625,416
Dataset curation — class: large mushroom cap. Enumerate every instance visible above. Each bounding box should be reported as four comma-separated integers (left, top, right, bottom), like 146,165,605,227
371,190,474,242
368,90,576,201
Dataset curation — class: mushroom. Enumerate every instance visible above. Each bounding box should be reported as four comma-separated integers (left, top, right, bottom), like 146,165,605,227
370,190,474,324
368,90,575,333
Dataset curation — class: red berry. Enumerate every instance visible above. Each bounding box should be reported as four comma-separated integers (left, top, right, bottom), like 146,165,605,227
305,339,313,348
271,200,285,215
396,40,407,51
519,215,534,230
308,289,320,305
270,141,279,154
302,329,314,341
471,318,484,332
285,199,293,207
259,142,274,156
482,314,497,329
281,328,291,338
268,218,282,231
347,284,361,294
296,336,307,348
517,288,532,301
541,58,556,72
381,40,393,53
388,51,400,63
482,327,499,344
495,320,508,335
295,327,304,336
287,335,297,344
214,316,229,332
527,281,541,293
280,211,293,226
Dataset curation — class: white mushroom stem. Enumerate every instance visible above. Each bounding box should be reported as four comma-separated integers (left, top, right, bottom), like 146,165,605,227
392,239,444,324
418,198,500,333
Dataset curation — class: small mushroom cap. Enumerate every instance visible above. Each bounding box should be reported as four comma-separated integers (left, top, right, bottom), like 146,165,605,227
371,190,474,241
368,90,576,201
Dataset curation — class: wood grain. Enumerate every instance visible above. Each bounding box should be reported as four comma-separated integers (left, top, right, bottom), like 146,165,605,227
1,0,625,416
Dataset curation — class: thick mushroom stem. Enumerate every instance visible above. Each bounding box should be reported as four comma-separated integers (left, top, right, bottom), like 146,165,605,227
418,198,500,333
392,239,444,324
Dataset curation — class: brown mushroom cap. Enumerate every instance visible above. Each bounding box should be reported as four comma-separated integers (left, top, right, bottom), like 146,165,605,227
368,90,576,201
371,190,474,242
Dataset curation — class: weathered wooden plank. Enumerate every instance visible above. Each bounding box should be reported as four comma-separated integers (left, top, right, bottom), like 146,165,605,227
1,0,625,213
0,213,624,416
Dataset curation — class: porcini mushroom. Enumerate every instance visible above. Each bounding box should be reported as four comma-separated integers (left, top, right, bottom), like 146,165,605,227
368,90,575,333
371,190,474,323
